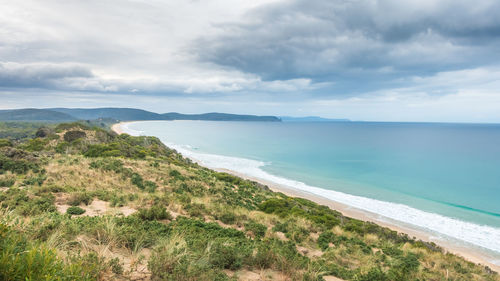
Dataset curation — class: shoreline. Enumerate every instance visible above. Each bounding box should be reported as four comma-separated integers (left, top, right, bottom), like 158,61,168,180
112,121,500,272
111,121,135,135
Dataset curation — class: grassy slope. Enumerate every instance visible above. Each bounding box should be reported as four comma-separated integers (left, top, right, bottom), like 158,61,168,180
0,122,498,281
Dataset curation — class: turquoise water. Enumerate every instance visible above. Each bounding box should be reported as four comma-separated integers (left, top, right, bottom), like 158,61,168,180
124,120,500,255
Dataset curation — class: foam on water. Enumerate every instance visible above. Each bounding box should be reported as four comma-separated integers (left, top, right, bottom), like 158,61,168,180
122,124,500,256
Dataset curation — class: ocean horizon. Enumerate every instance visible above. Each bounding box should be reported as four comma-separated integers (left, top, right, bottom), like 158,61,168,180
122,120,500,263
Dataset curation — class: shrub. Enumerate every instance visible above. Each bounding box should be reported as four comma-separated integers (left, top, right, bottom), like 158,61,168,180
387,253,420,280
169,169,183,180
89,159,124,173
219,212,236,224
144,180,158,193
35,127,53,138
0,175,15,187
0,223,96,281
108,257,124,275
67,206,86,215
63,130,87,142
259,198,289,216
355,267,388,281
22,138,48,151
131,173,144,189
68,192,93,206
244,221,267,239
23,174,46,186
184,203,207,218
0,139,12,147
318,231,337,250
208,239,246,270
137,205,172,221
55,122,91,132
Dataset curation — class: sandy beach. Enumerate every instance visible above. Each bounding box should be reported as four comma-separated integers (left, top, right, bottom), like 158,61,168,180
112,121,500,272
111,121,134,135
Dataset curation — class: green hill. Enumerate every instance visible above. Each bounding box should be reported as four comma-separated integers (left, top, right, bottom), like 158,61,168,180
49,108,281,122
0,108,281,122
162,112,281,121
49,107,164,121
0,108,76,121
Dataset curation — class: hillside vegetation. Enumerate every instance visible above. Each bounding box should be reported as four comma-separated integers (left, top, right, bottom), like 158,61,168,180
0,122,498,281
0,108,281,122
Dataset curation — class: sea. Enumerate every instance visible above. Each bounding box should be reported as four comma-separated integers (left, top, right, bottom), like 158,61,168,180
122,120,500,262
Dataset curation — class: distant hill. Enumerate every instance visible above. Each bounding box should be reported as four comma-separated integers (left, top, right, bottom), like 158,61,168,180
0,108,281,122
0,109,76,121
162,112,280,122
49,108,164,121
280,116,350,122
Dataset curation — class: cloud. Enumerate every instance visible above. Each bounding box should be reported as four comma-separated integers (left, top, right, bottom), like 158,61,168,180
195,0,500,84
0,62,92,88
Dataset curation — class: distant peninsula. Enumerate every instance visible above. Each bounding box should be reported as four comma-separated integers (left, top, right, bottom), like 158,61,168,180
0,108,281,122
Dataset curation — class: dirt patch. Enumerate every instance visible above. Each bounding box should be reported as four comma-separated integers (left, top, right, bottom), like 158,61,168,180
296,245,323,258
119,206,137,216
310,232,320,240
84,199,109,216
274,231,288,241
55,196,137,217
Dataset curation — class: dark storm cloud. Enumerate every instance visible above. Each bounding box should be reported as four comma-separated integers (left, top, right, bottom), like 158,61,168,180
195,0,500,84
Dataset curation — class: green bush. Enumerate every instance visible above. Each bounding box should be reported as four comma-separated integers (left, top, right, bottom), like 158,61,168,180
64,130,87,142
184,203,207,218
68,192,93,206
355,267,388,281
0,139,12,147
219,212,236,224
23,174,46,186
17,194,57,216
244,221,267,239
35,127,54,138
318,231,337,250
144,180,158,193
387,253,420,281
55,122,91,132
259,198,289,215
208,239,247,270
22,138,48,151
89,158,124,173
169,169,183,180
137,205,172,221
67,206,86,215
0,149,40,174
108,257,124,275
0,223,96,281
131,173,144,189
0,175,15,187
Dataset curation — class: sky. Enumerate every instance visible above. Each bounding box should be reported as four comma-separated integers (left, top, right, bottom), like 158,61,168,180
1,0,500,122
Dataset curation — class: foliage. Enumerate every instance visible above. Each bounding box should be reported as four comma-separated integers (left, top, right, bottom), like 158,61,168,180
0,223,96,281
67,206,86,215
0,175,15,187
0,139,12,148
63,130,87,142
244,221,267,239
137,205,172,221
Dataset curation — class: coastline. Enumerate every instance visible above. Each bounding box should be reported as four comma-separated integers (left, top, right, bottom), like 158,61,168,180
112,121,500,272
111,121,134,135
